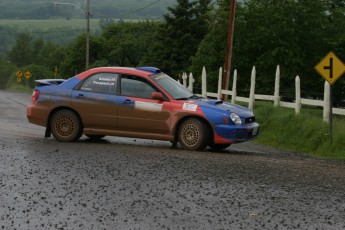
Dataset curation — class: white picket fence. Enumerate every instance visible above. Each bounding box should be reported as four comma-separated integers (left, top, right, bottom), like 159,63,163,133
181,65,345,122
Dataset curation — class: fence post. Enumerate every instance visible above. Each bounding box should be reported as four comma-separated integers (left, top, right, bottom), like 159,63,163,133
248,66,256,110
323,81,330,122
217,67,223,100
274,65,280,107
188,73,194,92
231,69,237,104
182,72,188,88
295,76,301,114
202,66,207,98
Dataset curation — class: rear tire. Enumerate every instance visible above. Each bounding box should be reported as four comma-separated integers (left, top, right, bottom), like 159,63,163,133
178,118,209,151
50,110,82,142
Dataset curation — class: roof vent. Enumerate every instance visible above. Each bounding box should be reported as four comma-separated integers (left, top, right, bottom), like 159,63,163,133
136,67,161,74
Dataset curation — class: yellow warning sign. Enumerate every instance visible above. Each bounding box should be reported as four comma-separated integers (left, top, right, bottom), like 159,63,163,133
16,70,23,77
24,71,32,79
315,51,345,85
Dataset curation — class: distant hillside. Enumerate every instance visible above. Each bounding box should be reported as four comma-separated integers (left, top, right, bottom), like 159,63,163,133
0,0,177,19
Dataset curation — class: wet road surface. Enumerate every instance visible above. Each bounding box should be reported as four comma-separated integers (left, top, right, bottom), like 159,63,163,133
1,90,345,230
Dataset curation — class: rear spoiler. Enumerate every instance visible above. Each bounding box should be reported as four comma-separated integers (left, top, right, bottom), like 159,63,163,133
35,79,66,86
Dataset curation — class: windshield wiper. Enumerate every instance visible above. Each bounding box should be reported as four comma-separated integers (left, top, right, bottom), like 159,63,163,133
189,95,202,99
175,95,202,100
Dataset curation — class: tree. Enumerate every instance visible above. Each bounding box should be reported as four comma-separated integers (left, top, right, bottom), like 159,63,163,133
0,60,16,89
143,0,211,78
191,0,345,100
102,21,159,67
8,33,33,67
191,0,229,92
20,64,54,88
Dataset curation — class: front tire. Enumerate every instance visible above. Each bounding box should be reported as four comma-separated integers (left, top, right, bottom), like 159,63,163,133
85,134,105,140
50,110,82,142
178,118,209,151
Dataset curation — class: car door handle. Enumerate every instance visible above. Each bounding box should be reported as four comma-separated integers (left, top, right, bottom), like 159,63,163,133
121,99,134,104
76,93,84,98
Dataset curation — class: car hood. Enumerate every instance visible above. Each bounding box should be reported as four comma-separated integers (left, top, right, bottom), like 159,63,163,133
191,98,254,117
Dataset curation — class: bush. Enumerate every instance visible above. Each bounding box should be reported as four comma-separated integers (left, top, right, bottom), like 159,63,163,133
9,64,54,89
0,61,16,89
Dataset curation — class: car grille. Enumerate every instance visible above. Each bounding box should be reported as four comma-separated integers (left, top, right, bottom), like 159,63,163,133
245,116,255,124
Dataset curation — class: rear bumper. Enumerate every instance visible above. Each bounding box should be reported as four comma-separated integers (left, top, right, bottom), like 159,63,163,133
213,122,260,144
26,104,50,127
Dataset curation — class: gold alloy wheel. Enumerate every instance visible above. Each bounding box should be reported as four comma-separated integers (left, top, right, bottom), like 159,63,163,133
178,118,209,151
55,114,75,137
181,122,200,148
50,110,82,142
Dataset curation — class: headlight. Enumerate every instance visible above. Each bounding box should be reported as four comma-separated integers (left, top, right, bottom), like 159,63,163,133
230,113,242,125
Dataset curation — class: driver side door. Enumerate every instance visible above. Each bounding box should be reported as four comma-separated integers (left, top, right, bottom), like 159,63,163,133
117,74,171,135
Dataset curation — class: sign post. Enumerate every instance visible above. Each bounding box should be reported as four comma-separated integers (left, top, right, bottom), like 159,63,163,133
16,70,23,84
24,71,32,88
315,51,345,143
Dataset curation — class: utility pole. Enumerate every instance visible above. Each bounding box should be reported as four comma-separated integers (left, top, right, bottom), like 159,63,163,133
222,0,236,101
85,0,90,70
53,0,90,70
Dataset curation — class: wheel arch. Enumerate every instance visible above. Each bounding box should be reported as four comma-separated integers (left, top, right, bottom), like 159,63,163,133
45,106,84,137
173,115,214,143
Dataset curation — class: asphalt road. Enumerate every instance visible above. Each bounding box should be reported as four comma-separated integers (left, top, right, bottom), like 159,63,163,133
1,90,345,230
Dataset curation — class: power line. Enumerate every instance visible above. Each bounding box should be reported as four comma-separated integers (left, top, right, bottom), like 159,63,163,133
93,0,163,19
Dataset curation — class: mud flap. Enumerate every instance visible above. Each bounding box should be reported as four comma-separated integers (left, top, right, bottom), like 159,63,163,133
171,140,178,149
45,126,51,138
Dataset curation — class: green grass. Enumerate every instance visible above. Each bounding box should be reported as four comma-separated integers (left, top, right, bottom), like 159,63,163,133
253,103,345,160
7,83,33,93
0,19,101,31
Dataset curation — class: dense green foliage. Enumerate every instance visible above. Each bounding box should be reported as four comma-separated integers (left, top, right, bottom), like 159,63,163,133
2,0,345,103
254,103,345,160
0,60,16,89
192,0,345,101
0,19,100,58
142,0,211,78
61,20,159,76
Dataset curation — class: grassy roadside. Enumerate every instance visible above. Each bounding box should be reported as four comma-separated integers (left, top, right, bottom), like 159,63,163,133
253,103,345,160
7,84,33,93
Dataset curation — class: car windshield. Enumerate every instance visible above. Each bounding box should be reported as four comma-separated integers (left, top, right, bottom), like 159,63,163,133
150,73,196,100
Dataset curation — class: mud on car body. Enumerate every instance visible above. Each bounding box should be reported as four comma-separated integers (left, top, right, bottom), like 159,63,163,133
27,67,259,151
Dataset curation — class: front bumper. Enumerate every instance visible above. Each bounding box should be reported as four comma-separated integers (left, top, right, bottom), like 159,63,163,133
213,122,260,144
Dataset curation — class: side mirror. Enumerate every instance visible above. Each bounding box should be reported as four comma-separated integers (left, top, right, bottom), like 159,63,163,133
152,92,164,101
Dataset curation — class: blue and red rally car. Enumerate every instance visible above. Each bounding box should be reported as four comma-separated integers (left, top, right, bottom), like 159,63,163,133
27,67,259,151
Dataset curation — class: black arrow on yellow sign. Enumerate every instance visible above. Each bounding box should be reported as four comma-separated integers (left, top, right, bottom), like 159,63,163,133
323,57,333,79
315,51,345,85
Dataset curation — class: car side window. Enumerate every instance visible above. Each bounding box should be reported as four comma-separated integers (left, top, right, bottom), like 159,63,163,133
120,75,158,99
79,73,118,94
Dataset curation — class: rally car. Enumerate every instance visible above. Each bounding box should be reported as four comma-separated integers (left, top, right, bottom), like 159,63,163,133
27,67,259,151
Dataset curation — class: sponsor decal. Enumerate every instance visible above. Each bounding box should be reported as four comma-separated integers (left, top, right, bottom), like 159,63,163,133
183,103,197,111
135,101,163,112
93,77,116,86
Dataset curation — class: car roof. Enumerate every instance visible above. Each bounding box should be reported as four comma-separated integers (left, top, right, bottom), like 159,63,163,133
75,67,160,80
